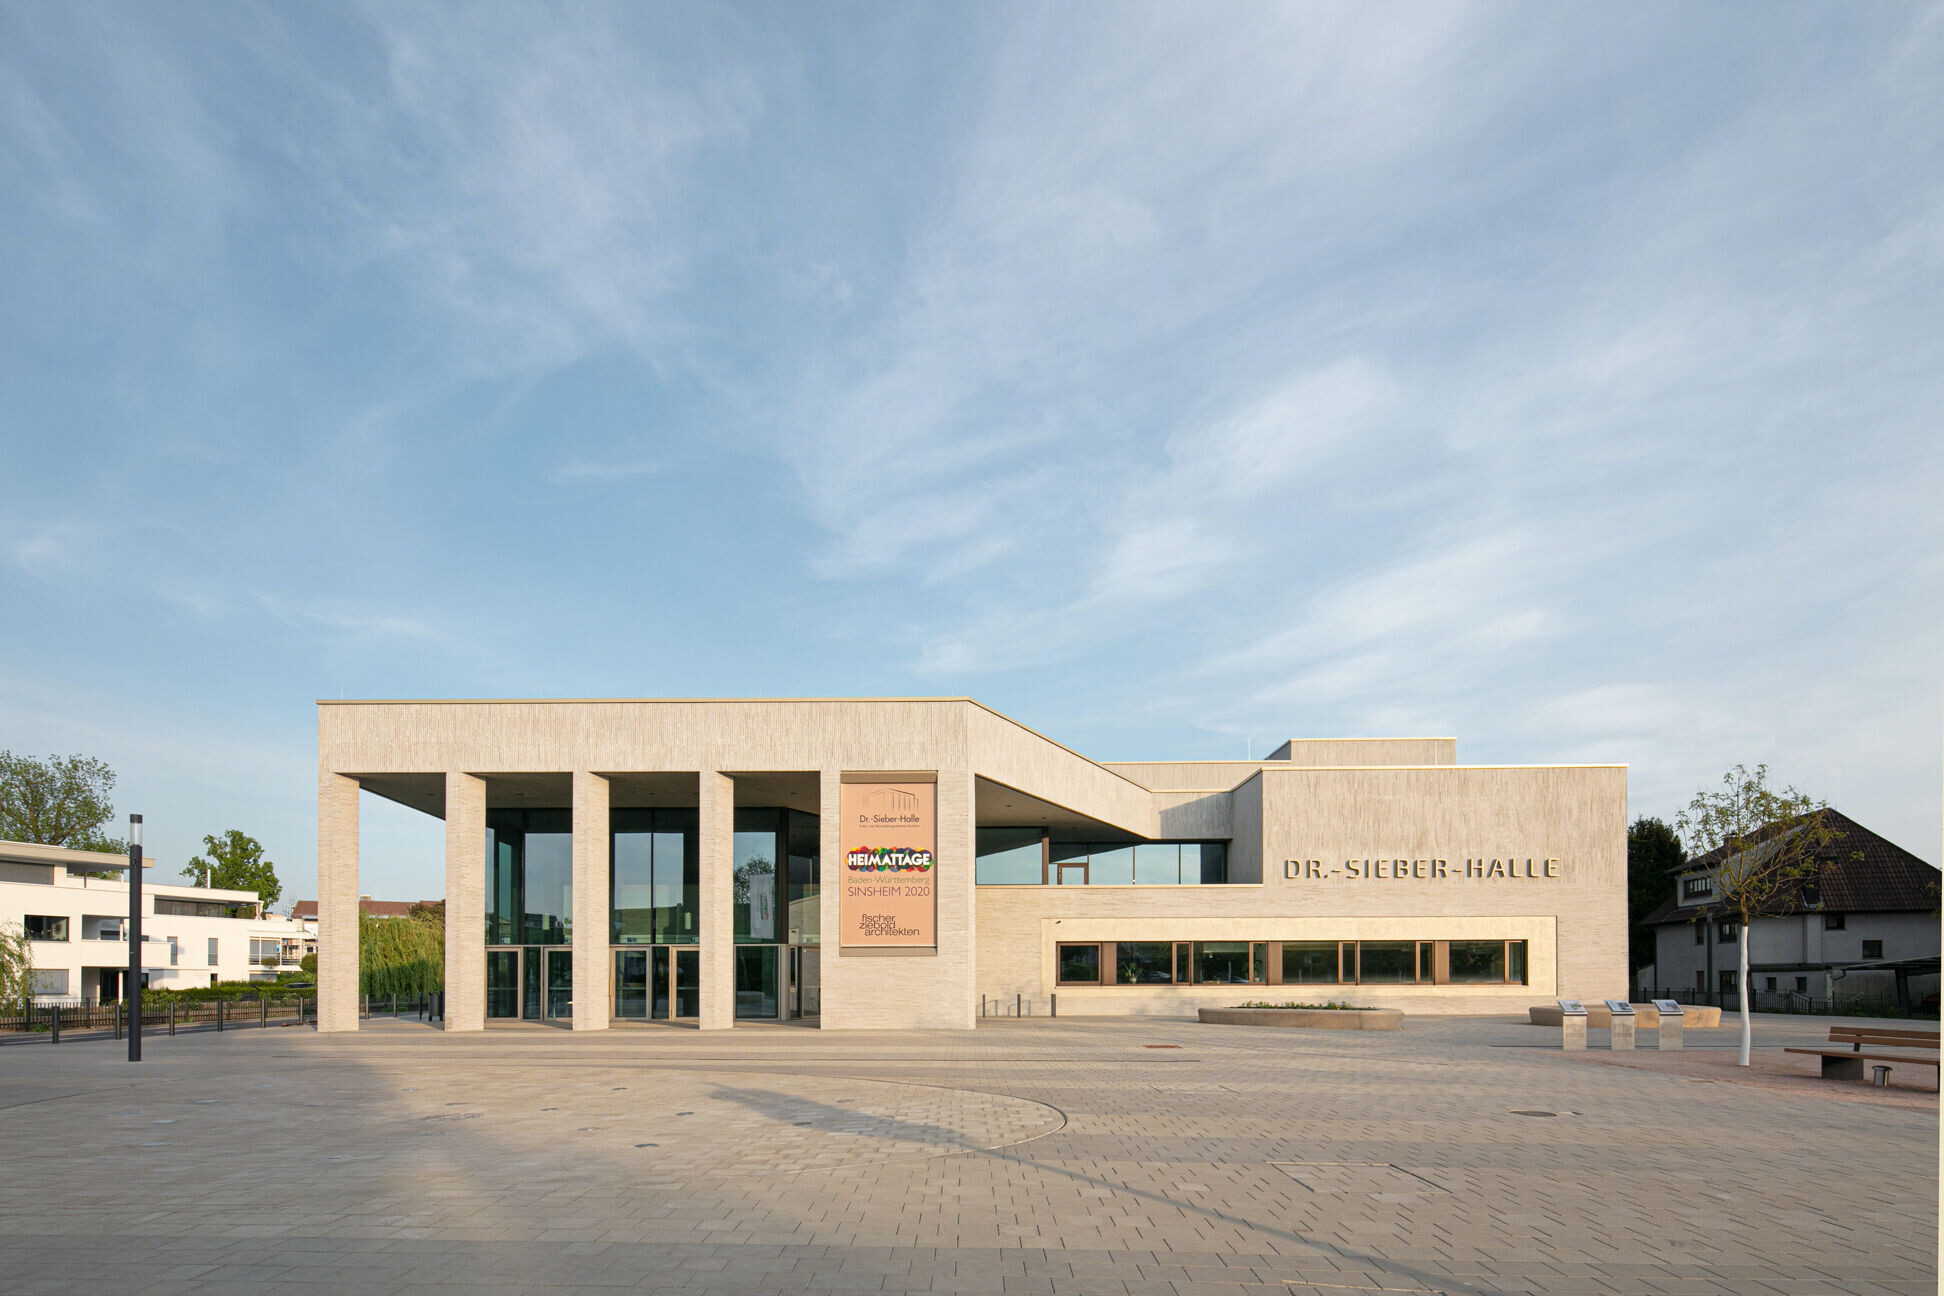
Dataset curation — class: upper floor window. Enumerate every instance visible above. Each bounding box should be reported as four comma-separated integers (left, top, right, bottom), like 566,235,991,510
1862,940,1884,959
975,832,1228,885
24,915,68,942
1823,912,1846,930
1682,876,1714,899
1717,921,1738,943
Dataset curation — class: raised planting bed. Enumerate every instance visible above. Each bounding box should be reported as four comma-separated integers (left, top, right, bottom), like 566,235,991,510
1198,1003,1404,1031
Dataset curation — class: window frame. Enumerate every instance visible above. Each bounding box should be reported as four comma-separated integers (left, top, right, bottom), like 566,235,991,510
24,915,69,942
1056,942,1103,985
1861,939,1884,960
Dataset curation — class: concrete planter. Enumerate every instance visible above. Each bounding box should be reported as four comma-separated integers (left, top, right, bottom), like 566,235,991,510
1198,1006,1404,1031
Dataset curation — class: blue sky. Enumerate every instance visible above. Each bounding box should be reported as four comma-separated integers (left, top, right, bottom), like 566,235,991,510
2,3,1939,904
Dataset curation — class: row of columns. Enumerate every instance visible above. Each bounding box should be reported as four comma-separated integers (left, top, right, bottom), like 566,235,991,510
318,768,806,1033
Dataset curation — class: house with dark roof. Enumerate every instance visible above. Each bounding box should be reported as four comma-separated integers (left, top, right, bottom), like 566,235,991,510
1641,809,1940,1012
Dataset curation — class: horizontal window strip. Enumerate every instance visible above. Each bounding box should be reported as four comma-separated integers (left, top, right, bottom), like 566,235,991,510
1053,939,1530,987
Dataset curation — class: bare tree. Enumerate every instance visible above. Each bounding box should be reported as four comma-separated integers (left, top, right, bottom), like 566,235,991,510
1677,764,1837,1066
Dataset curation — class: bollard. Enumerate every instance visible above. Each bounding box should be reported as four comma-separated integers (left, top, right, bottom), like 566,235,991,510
169,1002,177,1036
392,992,399,1018
1606,999,1637,1051
115,1000,123,1041
1052,993,1057,1018
1556,998,1587,1051
1016,993,1022,1018
217,999,225,1032
260,997,268,1029
50,1003,60,1044
1652,999,1684,1050
981,996,986,1018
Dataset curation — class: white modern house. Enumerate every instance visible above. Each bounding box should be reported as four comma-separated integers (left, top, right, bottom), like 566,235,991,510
1,838,318,1003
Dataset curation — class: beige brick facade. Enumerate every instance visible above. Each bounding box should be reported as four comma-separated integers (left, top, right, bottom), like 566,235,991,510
315,698,1625,1031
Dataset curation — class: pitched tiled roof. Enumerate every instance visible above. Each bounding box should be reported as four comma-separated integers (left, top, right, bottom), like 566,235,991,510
1646,809,1940,926
290,899,436,920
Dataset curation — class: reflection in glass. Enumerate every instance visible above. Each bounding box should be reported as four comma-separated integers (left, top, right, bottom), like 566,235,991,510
486,950,519,1017
674,948,699,1016
734,809,780,943
522,945,541,1019
546,948,573,1018
611,811,655,943
976,828,1043,884
1058,944,1101,983
1192,842,1228,884
1116,941,1174,984
734,945,778,1018
1507,940,1528,985
1449,940,1505,983
787,809,820,944
1135,844,1179,885
1358,941,1417,983
1193,941,1254,984
1090,845,1134,885
487,809,573,946
1282,941,1339,983
614,950,648,1018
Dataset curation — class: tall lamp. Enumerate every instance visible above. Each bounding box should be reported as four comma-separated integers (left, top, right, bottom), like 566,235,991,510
127,813,142,1063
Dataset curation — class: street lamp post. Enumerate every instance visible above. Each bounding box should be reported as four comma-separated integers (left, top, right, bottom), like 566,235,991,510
127,813,142,1063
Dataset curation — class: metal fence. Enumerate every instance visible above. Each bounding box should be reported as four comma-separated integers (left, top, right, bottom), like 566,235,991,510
1639,988,1937,1020
1,991,446,1040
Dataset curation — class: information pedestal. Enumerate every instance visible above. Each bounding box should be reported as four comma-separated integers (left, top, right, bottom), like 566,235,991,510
1653,998,1684,1051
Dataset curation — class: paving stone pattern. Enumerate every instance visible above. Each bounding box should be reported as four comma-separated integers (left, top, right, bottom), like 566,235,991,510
0,1013,1934,1294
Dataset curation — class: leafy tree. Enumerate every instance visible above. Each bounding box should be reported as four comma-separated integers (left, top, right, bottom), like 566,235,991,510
1626,817,1683,973
1677,764,1837,1066
299,952,317,975
184,829,283,911
0,751,122,848
0,922,33,1013
408,899,446,924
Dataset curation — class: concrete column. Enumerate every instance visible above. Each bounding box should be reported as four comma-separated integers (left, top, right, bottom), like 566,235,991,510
572,770,611,1030
937,768,977,1029
317,769,360,1033
698,770,735,1029
817,767,842,1029
443,772,487,1032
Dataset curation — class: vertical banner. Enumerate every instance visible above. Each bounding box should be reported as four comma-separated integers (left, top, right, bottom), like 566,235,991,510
839,777,936,948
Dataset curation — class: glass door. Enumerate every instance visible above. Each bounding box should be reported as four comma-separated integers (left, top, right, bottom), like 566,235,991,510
673,948,699,1018
522,946,542,1019
487,950,520,1018
614,950,648,1019
790,947,820,1018
652,947,671,1019
546,948,573,1020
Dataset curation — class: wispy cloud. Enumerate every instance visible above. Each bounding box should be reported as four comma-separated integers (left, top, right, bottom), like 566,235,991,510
548,458,664,486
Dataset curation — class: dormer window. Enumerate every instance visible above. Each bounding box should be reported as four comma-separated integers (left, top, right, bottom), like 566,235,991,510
1682,875,1714,900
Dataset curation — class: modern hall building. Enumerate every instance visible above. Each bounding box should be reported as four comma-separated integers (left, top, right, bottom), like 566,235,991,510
315,697,1628,1032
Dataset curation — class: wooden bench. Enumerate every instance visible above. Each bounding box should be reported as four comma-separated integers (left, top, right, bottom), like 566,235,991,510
1784,1026,1940,1087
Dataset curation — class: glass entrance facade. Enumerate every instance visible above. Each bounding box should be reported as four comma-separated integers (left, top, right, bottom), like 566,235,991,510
612,946,700,1020
483,945,573,1021
483,801,820,1026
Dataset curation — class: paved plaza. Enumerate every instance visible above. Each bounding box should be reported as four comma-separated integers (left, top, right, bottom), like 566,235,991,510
0,1013,1935,1295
